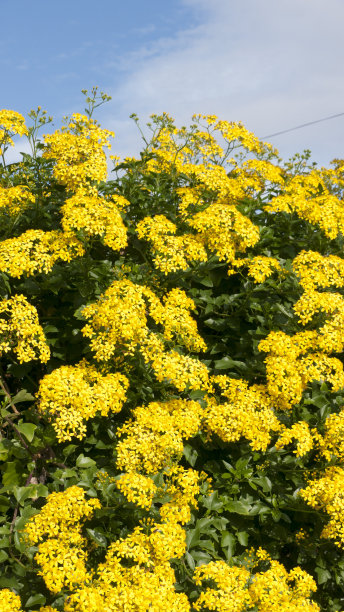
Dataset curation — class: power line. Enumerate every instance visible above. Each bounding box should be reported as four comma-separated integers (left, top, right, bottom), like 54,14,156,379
261,111,344,139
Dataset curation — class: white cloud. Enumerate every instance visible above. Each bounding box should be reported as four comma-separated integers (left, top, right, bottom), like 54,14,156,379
104,0,344,166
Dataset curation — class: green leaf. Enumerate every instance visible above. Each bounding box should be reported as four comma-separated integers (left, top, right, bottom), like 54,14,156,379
253,476,272,492
13,484,49,504
315,567,331,584
202,491,223,511
192,550,212,564
225,500,251,515
0,535,9,548
17,422,37,442
0,442,9,461
0,495,10,512
221,531,235,548
0,577,23,589
185,551,195,571
25,594,46,607
237,531,249,546
1,461,22,487
86,528,107,547
186,526,201,550
214,356,246,370
183,444,198,467
14,530,26,552
44,325,59,333
12,390,34,404
76,454,96,468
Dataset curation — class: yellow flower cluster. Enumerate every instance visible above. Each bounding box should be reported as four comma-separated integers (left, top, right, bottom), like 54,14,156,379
300,467,344,547
240,158,284,187
24,485,101,544
293,251,344,339
293,250,344,292
249,561,319,611
136,116,285,277
145,114,269,178
204,376,280,451
24,486,101,593
258,331,344,409
187,201,260,269
193,556,319,611
81,279,152,359
319,409,344,461
295,528,307,542
141,332,210,392
42,466,192,610
253,250,344,413
116,472,157,509
110,519,186,566
35,534,90,594
61,191,128,251
147,287,207,352
82,279,209,391
37,360,129,441
176,186,203,218
0,229,84,277
136,214,207,274
22,471,194,610
264,171,344,239
0,589,22,612
201,116,267,155
144,123,191,174
276,421,314,457
116,399,202,473
95,469,117,487
160,466,205,524
0,185,35,216
246,256,283,284
0,592,55,612
301,352,344,391
191,163,250,200
294,290,344,351
0,294,50,363
0,109,27,151
194,561,251,611
43,113,114,193
65,520,190,611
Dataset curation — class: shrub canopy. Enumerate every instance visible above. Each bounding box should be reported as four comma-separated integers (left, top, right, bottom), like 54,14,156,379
1,91,344,610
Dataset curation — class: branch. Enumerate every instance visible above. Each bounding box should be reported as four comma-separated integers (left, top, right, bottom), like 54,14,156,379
3,416,34,457
0,374,20,414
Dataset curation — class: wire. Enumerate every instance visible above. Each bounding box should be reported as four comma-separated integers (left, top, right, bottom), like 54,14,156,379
261,112,344,139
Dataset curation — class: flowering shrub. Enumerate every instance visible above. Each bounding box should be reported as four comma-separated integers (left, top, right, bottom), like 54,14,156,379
0,89,344,610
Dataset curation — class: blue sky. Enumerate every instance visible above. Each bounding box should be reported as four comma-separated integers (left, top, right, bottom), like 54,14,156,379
1,0,199,116
2,0,344,167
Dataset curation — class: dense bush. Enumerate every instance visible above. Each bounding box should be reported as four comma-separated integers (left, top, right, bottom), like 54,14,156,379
0,89,344,610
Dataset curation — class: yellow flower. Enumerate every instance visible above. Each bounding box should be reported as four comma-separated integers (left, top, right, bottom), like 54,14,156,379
0,185,35,216
37,361,129,441
204,377,281,451
44,113,114,193
0,109,27,151
300,467,344,548
116,473,157,510
0,229,84,278
0,589,23,612
0,294,50,363
276,421,314,457
61,191,128,251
